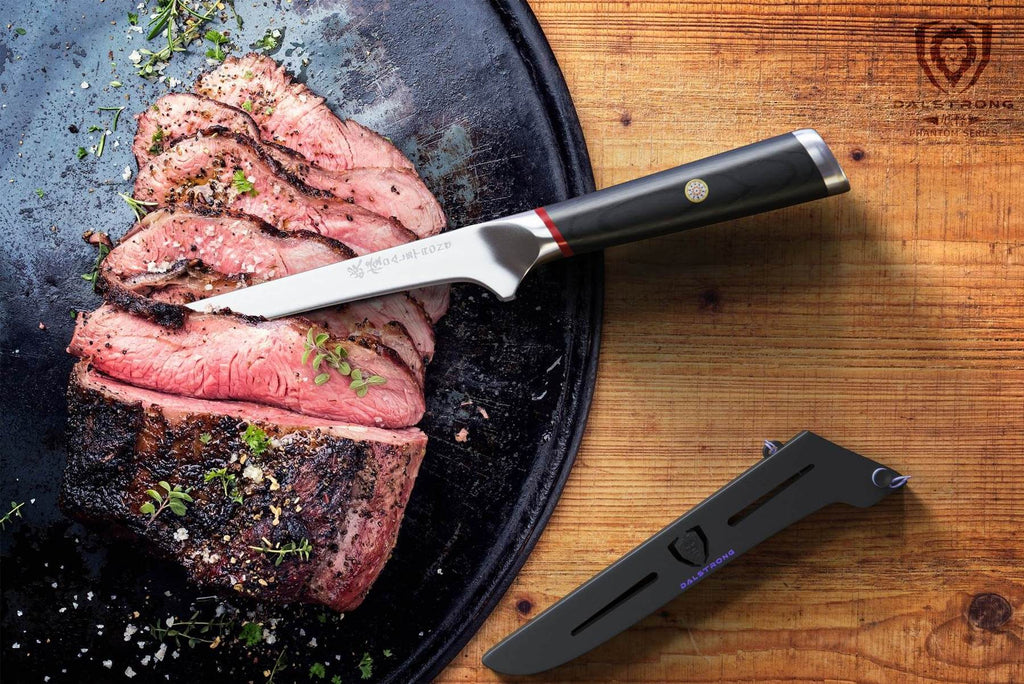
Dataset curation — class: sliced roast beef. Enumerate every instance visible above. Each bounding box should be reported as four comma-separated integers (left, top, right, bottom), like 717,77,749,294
194,53,414,172
133,133,416,255
69,305,424,427
63,362,425,611
135,94,446,238
99,207,435,369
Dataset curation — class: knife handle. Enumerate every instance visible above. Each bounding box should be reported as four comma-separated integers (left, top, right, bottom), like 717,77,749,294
536,129,849,256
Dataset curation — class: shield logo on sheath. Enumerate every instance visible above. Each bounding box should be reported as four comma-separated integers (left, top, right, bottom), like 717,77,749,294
914,21,992,94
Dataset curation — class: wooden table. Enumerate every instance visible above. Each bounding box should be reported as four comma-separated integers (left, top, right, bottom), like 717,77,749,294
439,2,1024,682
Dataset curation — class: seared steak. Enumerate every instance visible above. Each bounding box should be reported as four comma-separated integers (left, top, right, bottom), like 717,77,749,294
133,133,416,255
65,54,446,611
194,53,414,172
136,94,447,238
69,305,424,427
64,363,426,611
100,207,434,373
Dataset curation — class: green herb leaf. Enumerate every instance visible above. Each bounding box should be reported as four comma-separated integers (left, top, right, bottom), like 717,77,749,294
241,99,253,113
382,648,393,658
14,27,26,36
147,489,163,503
168,500,187,516
128,12,138,25
199,432,212,444
331,676,342,684
238,621,263,647
35,188,44,198
231,169,257,196
81,242,110,291
140,501,156,515
309,662,326,679
110,80,123,88
159,481,171,492
358,652,373,680
314,373,330,385
118,193,158,221
76,147,88,160
242,424,270,456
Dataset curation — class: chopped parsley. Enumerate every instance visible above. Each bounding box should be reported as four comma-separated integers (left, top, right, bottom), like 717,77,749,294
241,100,253,113
127,11,138,25
357,652,373,680
76,147,88,160
253,28,281,52
199,431,212,444
149,125,165,154
232,169,257,196
309,662,326,679
35,188,44,199
237,621,262,647
204,28,230,62
241,424,269,455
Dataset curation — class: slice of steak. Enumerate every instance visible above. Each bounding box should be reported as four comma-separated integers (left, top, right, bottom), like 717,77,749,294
99,207,435,367
194,53,414,172
135,94,446,238
69,305,424,428
133,133,416,255
63,362,426,611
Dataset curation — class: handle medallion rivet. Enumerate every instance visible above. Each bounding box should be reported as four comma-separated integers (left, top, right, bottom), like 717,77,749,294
684,178,709,203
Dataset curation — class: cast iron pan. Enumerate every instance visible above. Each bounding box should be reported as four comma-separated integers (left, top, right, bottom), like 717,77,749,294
0,1,601,681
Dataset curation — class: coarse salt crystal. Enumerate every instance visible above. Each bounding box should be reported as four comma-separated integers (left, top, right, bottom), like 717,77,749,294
172,527,189,542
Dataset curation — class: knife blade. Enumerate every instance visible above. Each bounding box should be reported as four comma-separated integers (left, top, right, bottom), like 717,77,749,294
186,129,849,318
481,431,908,675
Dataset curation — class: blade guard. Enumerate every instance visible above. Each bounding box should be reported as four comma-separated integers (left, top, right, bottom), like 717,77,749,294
482,431,908,675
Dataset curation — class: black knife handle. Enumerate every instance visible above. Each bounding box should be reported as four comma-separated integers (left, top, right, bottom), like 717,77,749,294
537,129,849,256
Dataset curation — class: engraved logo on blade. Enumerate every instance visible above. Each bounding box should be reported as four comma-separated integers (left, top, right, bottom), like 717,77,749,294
684,178,709,203
346,241,454,280
915,20,992,94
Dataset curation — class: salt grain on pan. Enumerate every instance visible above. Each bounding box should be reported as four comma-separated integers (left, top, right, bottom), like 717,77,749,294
102,660,112,669
172,527,189,542
129,50,142,63
125,667,136,679
154,643,167,662
81,81,89,89
121,165,132,181
123,624,137,641
141,656,151,666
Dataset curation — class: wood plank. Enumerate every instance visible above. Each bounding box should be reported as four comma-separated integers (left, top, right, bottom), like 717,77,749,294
438,1,1024,681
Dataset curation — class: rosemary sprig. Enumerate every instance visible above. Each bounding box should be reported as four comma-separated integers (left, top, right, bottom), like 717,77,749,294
135,0,220,78
0,501,25,530
140,480,193,524
118,193,158,221
81,243,111,290
204,467,243,505
98,105,125,131
249,537,313,566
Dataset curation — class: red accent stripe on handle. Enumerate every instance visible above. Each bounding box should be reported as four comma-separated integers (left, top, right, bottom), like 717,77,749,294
535,207,573,257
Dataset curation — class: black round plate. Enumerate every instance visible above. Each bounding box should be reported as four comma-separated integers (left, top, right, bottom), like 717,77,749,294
0,1,601,682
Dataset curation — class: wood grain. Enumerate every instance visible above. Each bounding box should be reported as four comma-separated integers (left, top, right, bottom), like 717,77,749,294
438,1,1024,682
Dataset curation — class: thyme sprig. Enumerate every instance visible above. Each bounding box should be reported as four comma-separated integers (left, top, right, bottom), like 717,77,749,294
302,328,350,385
140,481,193,524
0,501,25,530
249,537,313,566
204,467,243,505
301,327,387,395
149,609,235,648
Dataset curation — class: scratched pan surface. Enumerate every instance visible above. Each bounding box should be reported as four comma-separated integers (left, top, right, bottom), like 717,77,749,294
0,1,600,681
